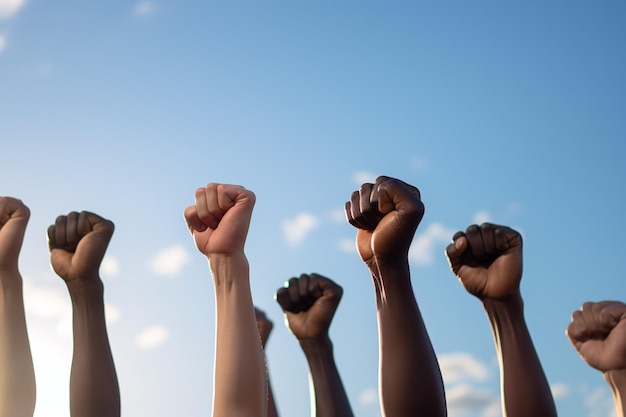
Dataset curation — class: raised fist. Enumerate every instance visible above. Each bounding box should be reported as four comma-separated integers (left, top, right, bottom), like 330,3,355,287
275,273,343,341
48,211,114,282
567,301,626,373
184,183,255,257
0,197,30,272
345,176,424,266
445,223,523,300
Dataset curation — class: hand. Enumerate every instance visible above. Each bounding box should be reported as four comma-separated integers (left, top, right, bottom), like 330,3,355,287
567,301,626,373
275,273,343,341
0,197,30,272
183,183,256,258
345,176,424,267
445,223,523,300
48,211,114,282
254,307,273,348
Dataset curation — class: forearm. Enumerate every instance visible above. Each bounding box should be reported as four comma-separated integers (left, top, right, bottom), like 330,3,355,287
300,337,353,417
604,370,626,417
67,278,120,417
266,374,279,417
482,296,556,417
372,260,446,417
0,271,36,417
211,255,267,417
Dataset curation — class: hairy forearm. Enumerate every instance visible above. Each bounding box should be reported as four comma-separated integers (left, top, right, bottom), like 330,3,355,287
300,337,353,417
482,296,556,417
211,255,267,417
67,278,120,417
371,260,447,417
0,271,36,417
604,370,626,417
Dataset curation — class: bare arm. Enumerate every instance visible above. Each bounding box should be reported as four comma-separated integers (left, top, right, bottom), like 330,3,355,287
345,176,446,417
48,211,120,417
276,273,353,417
446,223,556,417
0,197,36,417
255,307,279,417
184,183,266,417
567,301,626,417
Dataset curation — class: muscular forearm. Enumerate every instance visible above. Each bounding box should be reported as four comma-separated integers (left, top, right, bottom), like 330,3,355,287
67,278,120,417
211,255,267,417
300,337,353,417
372,261,447,417
482,296,556,417
0,271,36,417
604,370,626,417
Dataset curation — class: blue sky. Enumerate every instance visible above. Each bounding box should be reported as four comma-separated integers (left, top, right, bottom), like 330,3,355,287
1,1,625,416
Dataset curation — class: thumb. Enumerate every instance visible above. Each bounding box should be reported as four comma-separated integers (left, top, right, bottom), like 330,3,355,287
445,235,467,272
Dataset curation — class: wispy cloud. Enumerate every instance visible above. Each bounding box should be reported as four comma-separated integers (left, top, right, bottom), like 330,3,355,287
105,304,121,325
581,385,616,417
358,387,378,406
149,244,190,277
409,222,455,265
23,279,69,319
472,211,491,225
133,1,156,17
352,171,377,186
337,238,355,254
282,213,318,246
0,0,26,19
135,325,169,350
101,256,120,277
439,352,490,384
446,384,501,417
550,383,569,399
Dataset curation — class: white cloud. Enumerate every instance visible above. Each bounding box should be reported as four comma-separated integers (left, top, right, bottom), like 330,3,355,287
352,171,377,186
282,213,318,246
409,222,455,265
550,383,569,399
581,385,616,417
133,1,156,16
23,279,69,319
101,256,119,277
149,244,190,277
337,238,355,254
0,34,6,52
329,208,346,223
135,325,169,350
358,387,378,406
439,352,490,384
473,211,491,225
446,384,501,417
0,0,26,19
105,304,121,324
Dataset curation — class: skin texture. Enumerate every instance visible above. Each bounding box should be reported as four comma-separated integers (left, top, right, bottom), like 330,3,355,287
48,210,120,417
275,273,354,417
255,307,279,417
345,176,446,417
0,197,36,417
567,301,626,417
184,183,266,417
445,223,556,417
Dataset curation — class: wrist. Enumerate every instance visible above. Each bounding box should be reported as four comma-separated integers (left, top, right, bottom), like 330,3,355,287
66,276,104,297
298,335,333,356
481,293,524,313
208,252,250,288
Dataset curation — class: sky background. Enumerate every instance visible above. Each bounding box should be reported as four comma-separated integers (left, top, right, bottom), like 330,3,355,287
1,1,625,417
